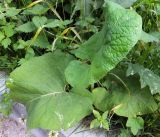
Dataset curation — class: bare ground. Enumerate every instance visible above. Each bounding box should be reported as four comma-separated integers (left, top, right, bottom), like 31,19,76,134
0,118,35,137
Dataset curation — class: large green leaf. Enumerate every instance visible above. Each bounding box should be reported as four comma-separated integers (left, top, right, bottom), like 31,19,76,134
7,51,92,130
127,63,160,94
65,60,91,88
92,71,158,117
66,1,142,88
105,0,137,8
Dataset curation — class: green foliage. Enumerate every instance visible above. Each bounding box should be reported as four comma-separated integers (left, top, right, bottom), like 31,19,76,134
105,0,138,8
92,73,157,117
32,16,48,28
65,60,91,88
0,0,77,70
127,63,160,94
66,1,142,88
118,129,131,137
16,22,37,33
126,117,144,135
0,93,12,115
7,1,147,132
1,0,160,136
7,51,92,130
22,4,49,15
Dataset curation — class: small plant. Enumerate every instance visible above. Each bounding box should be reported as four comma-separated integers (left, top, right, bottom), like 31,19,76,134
90,110,109,130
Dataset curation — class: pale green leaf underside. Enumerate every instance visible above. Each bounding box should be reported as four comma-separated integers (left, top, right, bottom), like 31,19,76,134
140,31,159,43
92,72,157,117
126,117,144,135
66,2,142,88
105,0,137,8
127,63,160,94
7,51,92,130
150,32,160,40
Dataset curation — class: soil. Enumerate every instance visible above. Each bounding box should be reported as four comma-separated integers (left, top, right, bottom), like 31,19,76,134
0,118,35,137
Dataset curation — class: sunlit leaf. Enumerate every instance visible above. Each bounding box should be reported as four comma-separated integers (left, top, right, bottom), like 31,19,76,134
7,51,92,130
66,1,142,88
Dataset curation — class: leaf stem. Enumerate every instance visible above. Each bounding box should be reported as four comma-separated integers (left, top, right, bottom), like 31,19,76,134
27,26,44,49
109,73,131,96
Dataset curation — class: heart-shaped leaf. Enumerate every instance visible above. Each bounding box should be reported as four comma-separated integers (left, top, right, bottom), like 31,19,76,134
7,51,92,130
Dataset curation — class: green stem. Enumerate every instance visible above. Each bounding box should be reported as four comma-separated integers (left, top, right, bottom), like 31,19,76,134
109,73,131,96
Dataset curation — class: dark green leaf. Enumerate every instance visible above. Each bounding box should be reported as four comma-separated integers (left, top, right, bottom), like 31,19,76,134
92,72,158,117
118,129,131,137
22,4,49,15
34,33,51,48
